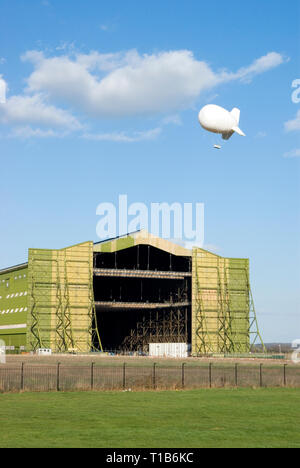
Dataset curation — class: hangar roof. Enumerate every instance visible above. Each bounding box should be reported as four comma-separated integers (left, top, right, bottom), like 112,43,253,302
0,230,221,275
0,262,28,275
93,229,218,258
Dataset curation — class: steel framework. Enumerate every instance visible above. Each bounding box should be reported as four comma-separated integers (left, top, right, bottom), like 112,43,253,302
27,242,102,352
192,248,265,355
121,306,190,352
120,280,190,352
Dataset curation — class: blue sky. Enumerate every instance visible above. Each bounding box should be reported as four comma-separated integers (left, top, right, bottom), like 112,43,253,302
0,0,299,342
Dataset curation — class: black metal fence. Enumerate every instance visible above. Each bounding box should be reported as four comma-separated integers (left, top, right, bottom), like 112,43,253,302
0,363,299,393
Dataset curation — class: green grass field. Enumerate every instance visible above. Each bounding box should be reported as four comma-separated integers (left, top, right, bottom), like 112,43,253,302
0,388,299,448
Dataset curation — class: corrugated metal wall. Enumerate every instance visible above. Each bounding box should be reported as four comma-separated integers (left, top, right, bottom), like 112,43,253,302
192,248,250,354
27,241,95,352
0,232,261,355
0,265,28,350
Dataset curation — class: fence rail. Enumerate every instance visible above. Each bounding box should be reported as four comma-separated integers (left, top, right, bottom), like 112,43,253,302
0,363,299,393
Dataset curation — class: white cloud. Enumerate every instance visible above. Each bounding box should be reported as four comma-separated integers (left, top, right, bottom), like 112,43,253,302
23,50,218,116
230,52,286,83
0,76,7,104
7,126,65,139
75,50,126,72
283,148,300,158
0,94,81,130
81,127,161,142
205,93,219,103
22,49,287,119
55,41,76,52
285,110,300,132
0,48,287,139
161,114,182,126
99,21,116,33
22,50,45,64
255,131,267,138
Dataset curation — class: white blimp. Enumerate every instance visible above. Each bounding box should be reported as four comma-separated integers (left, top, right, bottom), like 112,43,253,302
198,104,246,147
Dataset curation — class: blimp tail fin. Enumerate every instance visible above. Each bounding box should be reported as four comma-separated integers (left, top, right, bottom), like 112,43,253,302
232,126,246,137
231,108,240,125
231,108,245,136
222,131,234,140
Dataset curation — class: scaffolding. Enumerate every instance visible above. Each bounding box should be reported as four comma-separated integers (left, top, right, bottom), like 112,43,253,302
94,268,191,280
192,248,265,355
27,242,102,352
121,306,190,352
0,230,265,355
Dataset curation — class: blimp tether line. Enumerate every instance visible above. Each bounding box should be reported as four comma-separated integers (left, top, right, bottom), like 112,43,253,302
198,104,246,149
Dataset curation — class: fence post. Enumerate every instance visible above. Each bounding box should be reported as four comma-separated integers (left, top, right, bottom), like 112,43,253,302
235,363,238,387
209,363,212,388
153,363,156,390
283,364,287,387
260,364,263,388
91,362,95,391
182,363,186,389
57,362,61,392
123,363,126,390
20,362,24,391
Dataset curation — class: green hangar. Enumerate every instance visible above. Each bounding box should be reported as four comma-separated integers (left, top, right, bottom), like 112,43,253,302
0,231,264,355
